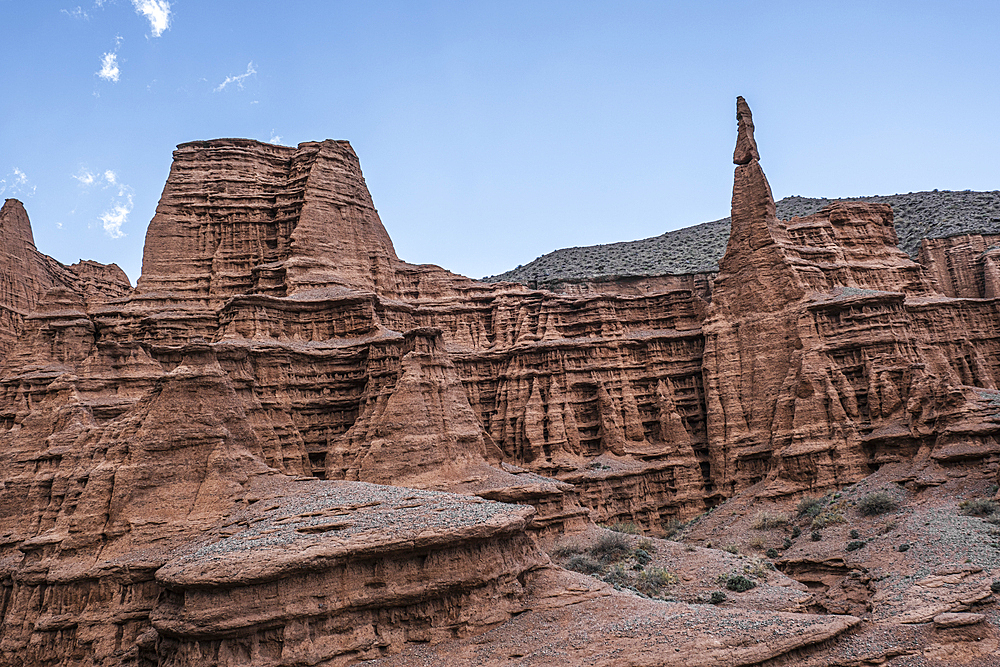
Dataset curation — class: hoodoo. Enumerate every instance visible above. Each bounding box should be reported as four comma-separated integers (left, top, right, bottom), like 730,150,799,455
1,98,1000,665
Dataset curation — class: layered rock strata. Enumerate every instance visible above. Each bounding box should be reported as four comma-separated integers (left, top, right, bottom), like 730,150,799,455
3,97,1000,665
0,198,130,355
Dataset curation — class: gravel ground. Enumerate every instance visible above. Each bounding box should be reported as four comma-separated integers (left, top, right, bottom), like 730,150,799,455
157,477,533,584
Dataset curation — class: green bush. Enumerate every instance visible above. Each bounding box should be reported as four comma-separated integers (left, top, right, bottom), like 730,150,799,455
846,540,866,552
723,574,756,592
797,497,825,518
551,543,584,559
635,567,677,595
849,529,860,539
811,511,846,528
591,532,632,564
633,548,652,566
565,555,602,575
782,537,792,549
710,591,727,604
601,564,630,588
791,526,802,538
766,548,779,559
858,491,899,516
662,518,684,539
811,530,822,542
959,498,999,517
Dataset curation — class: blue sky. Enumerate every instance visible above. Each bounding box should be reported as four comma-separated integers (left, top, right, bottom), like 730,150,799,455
2,1,998,283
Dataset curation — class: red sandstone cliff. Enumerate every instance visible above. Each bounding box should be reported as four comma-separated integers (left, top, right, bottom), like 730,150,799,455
2,98,1000,665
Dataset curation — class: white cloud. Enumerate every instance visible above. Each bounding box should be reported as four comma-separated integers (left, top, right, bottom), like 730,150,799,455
99,194,132,238
73,168,120,188
61,6,89,20
132,0,171,37
98,52,120,82
71,168,132,237
214,61,257,92
269,131,282,144
3,168,37,197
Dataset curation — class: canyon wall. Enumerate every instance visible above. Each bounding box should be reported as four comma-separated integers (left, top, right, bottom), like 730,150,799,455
1,97,999,664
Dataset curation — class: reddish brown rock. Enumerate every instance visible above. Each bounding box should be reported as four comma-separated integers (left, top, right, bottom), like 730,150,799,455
918,233,1000,298
5,96,1000,666
0,198,130,357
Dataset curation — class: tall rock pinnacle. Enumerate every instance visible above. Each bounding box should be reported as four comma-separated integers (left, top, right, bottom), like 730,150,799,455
733,95,760,165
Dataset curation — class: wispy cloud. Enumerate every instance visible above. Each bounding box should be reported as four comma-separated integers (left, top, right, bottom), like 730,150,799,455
73,169,96,186
100,194,132,238
61,6,89,20
214,61,257,92
97,52,120,82
74,168,121,187
71,167,132,238
132,0,171,37
269,131,282,144
0,168,37,198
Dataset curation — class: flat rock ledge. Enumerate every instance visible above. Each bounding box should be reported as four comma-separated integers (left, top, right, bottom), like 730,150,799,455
151,477,547,665
933,612,987,629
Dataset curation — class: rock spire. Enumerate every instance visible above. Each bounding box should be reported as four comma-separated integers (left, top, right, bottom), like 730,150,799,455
733,95,760,165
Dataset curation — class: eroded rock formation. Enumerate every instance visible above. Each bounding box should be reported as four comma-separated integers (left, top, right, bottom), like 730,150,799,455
2,97,1000,665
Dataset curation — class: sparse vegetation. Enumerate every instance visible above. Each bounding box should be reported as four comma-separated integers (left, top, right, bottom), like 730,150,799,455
634,567,678,595
846,540,866,552
566,555,602,575
722,574,756,592
858,491,900,516
797,497,825,518
849,529,860,539
483,191,1000,286
551,541,585,559
959,498,999,517
765,548,779,559
811,530,822,542
602,564,631,588
591,532,632,564
710,591,728,604
661,518,684,539
723,544,740,555
791,526,802,538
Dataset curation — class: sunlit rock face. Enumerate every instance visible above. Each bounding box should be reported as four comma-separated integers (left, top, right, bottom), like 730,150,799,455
2,97,1000,665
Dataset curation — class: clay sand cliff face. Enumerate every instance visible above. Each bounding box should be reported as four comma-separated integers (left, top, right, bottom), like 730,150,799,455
1,97,1000,665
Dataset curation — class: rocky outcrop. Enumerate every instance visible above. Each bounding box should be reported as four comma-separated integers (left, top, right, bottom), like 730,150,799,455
0,199,131,356
700,99,1000,498
918,233,1000,298
4,96,1000,666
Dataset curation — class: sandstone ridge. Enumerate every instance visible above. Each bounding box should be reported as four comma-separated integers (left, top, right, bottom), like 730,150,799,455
1,98,1000,665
